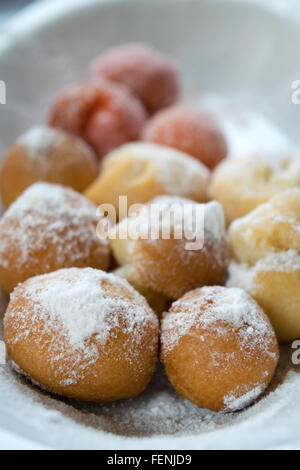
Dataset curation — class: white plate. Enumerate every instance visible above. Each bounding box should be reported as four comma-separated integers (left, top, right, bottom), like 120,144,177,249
1,0,300,450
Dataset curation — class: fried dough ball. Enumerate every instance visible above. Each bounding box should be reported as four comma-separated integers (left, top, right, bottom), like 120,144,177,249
49,80,146,159
84,142,210,214
210,155,300,224
4,268,159,402
113,265,170,317
89,43,180,114
161,286,279,412
0,182,110,294
109,196,229,300
229,189,300,264
143,106,227,169
227,256,300,343
228,189,300,342
0,126,98,208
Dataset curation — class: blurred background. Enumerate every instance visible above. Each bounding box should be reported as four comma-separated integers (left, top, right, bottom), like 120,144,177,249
0,0,37,24
1,0,299,26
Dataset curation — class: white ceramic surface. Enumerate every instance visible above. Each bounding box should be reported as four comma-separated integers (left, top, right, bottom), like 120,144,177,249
1,0,300,450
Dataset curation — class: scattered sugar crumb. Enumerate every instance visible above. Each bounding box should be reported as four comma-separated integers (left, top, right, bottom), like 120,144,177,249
224,384,264,412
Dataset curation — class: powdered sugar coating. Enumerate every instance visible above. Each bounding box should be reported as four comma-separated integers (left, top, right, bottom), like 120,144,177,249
16,125,96,164
115,142,210,198
0,183,110,293
161,286,278,412
0,182,107,268
227,250,300,294
162,286,272,355
0,126,99,209
223,384,264,412
5,267,158,386
226,251,300,343
17,125,58,159
115,195,225,252
111,196,228,300
84,142,210,212
226,261,255,292
230,188,300,236
211,155,300,224
229,188,300,271
203,199,226,243
230,188,300,238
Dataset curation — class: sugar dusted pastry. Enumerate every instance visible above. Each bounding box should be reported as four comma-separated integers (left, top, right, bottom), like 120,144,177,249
0,126,98,208
143,106,227,169
210,155,300,224
84,142,210,212
109,196,229,300
89,43,180,114
49,80,146,159
4,268,159,402
228,188,300,342
113,265,170,316
0,182,110,294
161,286,279,412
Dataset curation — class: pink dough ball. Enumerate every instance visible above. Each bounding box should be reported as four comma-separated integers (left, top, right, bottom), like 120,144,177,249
143,106,227,170
49,80,147,160
89,43,181,115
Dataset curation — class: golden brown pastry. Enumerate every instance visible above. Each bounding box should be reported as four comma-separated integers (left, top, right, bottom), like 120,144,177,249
0,182,110,294
210,155,300,224
161,286,279,412
4,268,159,402
0,126,98,208
84,142,210,215
109,196,229,300
228,188,300,342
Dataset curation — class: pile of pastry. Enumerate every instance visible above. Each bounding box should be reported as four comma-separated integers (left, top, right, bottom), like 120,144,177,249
1,43,299,413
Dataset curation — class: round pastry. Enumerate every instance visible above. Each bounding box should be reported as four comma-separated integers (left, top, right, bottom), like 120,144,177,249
109,196,229,300
49,80,146,159
0,182,110,294
227,255,300,343
228,188,300,342
143,106,227,169
210,155,300,224
4,267,159,402
229,188,300,265
161,286,279,412
89,43,180,114
0,126,98,208
84,142,210,212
